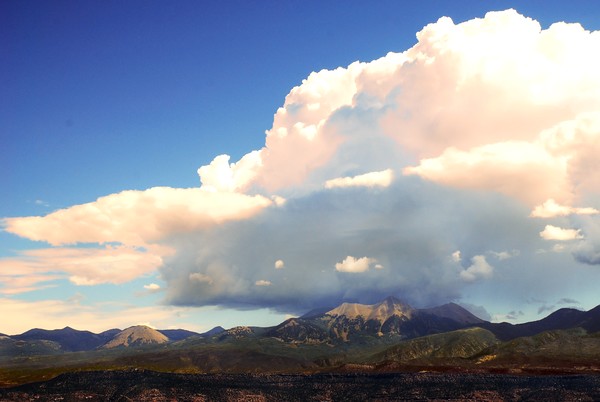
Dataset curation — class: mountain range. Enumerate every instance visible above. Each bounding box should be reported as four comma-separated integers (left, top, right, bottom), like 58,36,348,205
1,325,223,354
1,297,599,387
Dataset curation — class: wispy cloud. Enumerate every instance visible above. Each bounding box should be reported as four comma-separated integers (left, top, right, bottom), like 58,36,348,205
557,298,579,305
538,304,556,315
34,199,50,207
325,169,394,189
0,297,208,334
0,245,166,293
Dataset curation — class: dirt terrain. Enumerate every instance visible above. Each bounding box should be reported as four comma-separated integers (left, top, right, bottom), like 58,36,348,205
1,369,599,401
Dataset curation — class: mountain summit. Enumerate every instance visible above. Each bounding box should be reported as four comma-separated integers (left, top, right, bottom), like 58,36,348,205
326,297,414,323
267,296,484,343
102,325,169,349
320,296,485,341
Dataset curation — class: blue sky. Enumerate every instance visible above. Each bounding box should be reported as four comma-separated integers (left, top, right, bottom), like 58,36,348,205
2,1,600,333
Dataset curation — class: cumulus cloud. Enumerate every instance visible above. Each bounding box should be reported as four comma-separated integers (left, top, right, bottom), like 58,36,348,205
144,283,161,292
1,188,272,289
335,256,378,273
459,255,494,282
255,280,272,286
530,199,599,218
540,225,583,241
3,188,273,247
404,141,568,205
195,11,599,199
3,9,600,313
197,153,263,193
196,8,600,211
451,251,462,263
325,169,394,189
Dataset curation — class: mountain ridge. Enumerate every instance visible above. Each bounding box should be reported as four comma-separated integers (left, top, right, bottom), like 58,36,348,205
3,297,600,351
1,297,600,387
12,326,120,352
479,306,600,341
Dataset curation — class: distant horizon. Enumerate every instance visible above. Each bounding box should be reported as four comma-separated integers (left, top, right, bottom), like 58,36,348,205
2,296,595,336
3,1,600,334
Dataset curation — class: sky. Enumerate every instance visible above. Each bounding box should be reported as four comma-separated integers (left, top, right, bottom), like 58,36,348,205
2,1,600,334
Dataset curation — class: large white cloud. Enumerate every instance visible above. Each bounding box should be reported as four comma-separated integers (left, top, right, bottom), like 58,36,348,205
3,187,273,247
3,9,600,313
161,9,600,311
401,112,600,206
192,10,600,208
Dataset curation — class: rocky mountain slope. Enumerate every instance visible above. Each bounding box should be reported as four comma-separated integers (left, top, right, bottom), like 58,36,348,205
266,297,485,344
157,329,200,342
